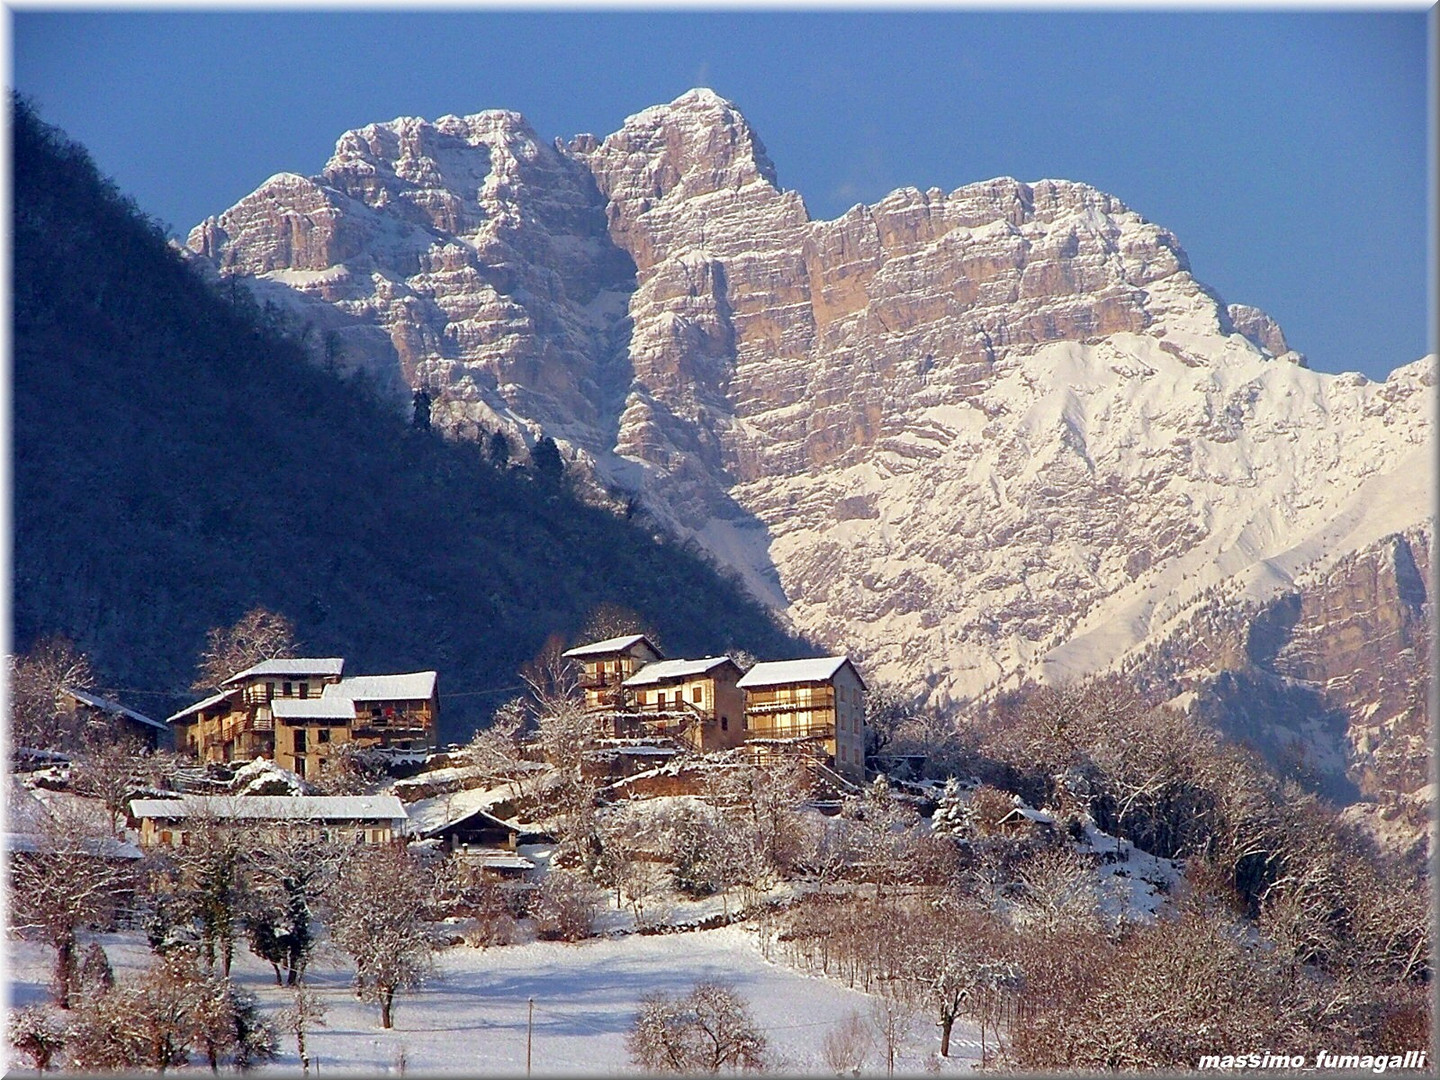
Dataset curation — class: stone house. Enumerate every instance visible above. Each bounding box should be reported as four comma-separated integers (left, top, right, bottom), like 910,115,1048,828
621,657,747,754
128,794,409,848
58,687,171,750
562,634,664,714
736,656,867,781
167,659,437,776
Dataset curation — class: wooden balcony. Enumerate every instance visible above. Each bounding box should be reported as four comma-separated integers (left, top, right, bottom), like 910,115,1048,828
744,690,835,715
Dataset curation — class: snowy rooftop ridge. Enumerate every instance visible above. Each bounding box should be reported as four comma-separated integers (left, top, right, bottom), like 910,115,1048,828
736,656,860,689
166,687,240,724
271,697,357,721
623,657,737,687
562,634,659,659
223,657,345,684
129,794,407,822
328,671,437,702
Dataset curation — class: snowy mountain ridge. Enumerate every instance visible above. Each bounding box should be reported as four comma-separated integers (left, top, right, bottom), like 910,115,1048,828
186,89,1435,712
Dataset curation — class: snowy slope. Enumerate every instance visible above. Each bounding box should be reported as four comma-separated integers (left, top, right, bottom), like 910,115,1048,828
5,927,980,1074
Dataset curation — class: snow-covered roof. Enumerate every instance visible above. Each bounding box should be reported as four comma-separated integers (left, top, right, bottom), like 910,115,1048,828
271,697,357,721
329,671,437,702
63,687,168,732
562,635,660,659
222,657,345,685
4,833,143,860
129,795,407,823
736,656,862,689
167,687,240,724
415,804,520,840
461,849,535,871
404,784,515,835
623,657,735,687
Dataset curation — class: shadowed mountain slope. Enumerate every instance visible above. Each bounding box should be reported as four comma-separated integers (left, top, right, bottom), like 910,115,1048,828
9,100,804,739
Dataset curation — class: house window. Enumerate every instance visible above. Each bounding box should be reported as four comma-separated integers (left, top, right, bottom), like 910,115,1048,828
299,682,310,700
354,831,364,844
318,729,331,743
692,685,703,704
721,716,729,731
266,681,276,700
283,681,293,697
294,730,307,753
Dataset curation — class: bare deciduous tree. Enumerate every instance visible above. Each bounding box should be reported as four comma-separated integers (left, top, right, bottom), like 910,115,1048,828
275,984,328,1076
167,808,254,978
519,631,581,715
626,981,768,1074
867,985,919,1077
533,868,602,942
324,845,435,1029
193,606,298,691
463,697,531,797
9,805,137,1008
579,603,659,650
7,1003,68,1072
69,737,149,837
820,1009,873,1075
8,636,97,750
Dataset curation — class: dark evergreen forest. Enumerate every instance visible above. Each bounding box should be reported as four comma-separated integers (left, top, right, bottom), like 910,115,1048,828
9,99,804,739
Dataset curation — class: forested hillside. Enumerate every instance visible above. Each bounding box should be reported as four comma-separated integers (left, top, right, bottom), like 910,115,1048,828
9,99,804,738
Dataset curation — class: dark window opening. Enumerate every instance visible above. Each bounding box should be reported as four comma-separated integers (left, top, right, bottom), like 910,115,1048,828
318,729,331,743
283,681,293,697
298,682,310,699
721,716,729,731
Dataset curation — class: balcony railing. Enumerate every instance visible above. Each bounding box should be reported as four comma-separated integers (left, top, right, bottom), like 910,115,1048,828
744,691,835,715
745,723,834,743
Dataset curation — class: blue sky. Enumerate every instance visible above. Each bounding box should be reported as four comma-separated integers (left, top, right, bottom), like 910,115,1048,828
10,8,1432,380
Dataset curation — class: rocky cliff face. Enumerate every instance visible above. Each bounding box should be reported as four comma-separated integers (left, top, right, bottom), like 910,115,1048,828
1123,526,1432,858
187,90,1435,729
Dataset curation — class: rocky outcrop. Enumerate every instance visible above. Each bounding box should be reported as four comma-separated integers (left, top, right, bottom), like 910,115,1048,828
187,90,1435,728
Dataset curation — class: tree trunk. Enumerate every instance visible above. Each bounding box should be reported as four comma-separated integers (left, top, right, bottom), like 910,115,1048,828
381,987,394,1029
53,930,79,1009
940,1013,953,1057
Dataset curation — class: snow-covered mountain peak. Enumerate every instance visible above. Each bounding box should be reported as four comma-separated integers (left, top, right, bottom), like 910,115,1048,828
185,94,1433,720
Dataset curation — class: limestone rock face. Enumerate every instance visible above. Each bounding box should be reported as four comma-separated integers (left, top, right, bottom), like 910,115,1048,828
1126,525,1433,860
187,90,1435,726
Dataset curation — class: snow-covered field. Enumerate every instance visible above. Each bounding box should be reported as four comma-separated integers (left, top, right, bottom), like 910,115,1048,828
6,924,984,1074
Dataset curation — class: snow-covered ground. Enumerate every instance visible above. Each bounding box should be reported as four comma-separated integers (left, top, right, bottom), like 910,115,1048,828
6,924,985,1074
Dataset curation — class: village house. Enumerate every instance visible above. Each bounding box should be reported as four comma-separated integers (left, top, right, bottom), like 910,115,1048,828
562,634,663,714
128,794,409,848
736,656,867,782
58,686,171,751
621,657,747,754
166,658,438,775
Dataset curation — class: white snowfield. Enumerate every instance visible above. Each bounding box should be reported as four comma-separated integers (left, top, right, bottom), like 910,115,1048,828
4,925,983,1075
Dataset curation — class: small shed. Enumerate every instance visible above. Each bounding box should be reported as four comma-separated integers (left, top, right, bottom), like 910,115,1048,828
420,805,522,852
